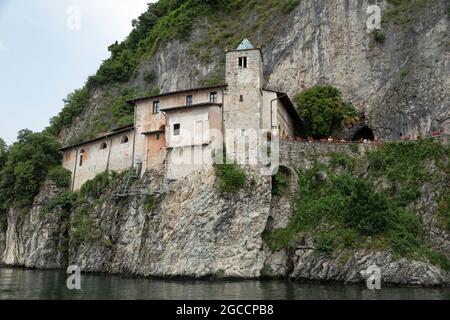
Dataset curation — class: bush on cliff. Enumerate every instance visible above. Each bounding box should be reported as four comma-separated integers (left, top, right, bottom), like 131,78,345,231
215,163,246,193
264,139,450,269
40,192,78,218
294,86,358,138
47,166,72,189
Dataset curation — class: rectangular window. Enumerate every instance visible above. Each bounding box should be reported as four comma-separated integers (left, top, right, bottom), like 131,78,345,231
210,92,217,103
239,95,244,102
186,95,193,106
156,133,160,140
239,57,247,68
173,124,181,136
153,100,160,114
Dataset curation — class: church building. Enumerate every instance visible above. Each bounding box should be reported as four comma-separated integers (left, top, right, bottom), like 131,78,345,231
61,39,302,191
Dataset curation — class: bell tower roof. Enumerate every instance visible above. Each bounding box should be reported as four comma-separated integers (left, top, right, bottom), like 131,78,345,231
236,38,254,51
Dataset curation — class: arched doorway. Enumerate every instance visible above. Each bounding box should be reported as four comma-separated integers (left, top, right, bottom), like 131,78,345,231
352,126,375,141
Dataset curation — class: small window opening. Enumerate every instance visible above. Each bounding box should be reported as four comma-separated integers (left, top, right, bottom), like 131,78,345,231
100,143,108,150
174,124,181,136
238,57,247,68
186,95,193,106
79,149,85,167
121,136,129,144
239,95,244,102
153,100,160,114
156,133,161,140
210,92,217,103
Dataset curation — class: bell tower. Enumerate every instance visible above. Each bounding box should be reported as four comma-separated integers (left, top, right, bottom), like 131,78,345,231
224,39,264,135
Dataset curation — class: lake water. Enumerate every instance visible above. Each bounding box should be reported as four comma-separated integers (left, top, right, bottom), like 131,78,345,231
1,267,450,300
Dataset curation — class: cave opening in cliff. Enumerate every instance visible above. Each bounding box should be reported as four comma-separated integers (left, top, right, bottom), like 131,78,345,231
352,127,375,141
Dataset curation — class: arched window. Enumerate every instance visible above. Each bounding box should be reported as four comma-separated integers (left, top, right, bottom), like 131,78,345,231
100,142,108,150
121,136,129,144
79,149,85,167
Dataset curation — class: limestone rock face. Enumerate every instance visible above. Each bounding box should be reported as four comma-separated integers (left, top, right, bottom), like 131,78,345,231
291,250,448,287
3,182,68,269
3,140,450,285
264,0,449,140
68,169,271,278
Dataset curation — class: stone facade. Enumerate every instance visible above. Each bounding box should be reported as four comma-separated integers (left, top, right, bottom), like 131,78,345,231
62,127,134,191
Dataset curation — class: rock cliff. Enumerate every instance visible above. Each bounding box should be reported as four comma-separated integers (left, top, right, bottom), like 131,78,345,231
3,138,450,286
60,0,449,145
2,0,449,286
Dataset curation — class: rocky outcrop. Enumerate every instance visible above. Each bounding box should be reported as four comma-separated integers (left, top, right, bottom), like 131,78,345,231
4,139,450,285
4,169,271,278
3,182,68,269
3,0,450,284
264,0,450,140
291,249,447,287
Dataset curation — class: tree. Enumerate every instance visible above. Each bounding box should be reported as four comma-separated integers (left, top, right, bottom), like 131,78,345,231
0,138,7,170
294,85,358,138
0,131,62,210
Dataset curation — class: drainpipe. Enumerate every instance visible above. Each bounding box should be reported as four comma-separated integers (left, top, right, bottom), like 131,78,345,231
71,149,79,192
131,103,137,168
106,138,113,171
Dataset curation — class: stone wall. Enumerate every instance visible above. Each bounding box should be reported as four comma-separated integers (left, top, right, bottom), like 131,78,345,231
279,140,377,171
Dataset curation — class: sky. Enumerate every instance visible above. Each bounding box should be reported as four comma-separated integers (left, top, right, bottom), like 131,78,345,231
0,0,153,145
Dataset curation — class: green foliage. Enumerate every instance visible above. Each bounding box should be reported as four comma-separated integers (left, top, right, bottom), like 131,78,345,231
349,143,359,154
41,192,78,218
438,195,450,232
0,130,62,210
47,166,72,189
330,153,355,172
294,86,358,138
421,248,450,272
144,194,159,212
214,149,246,193
80,171,115,198
281,0,300,14
373,29,386,43
314,233,337,255
384,0,433,26
143,70,157,84
0,138,7,170
264,167,421,255
70,199,98,243
215,163,246,193
264,139,450,271
368,139,445,188
272,169,290,196
46,88,90,136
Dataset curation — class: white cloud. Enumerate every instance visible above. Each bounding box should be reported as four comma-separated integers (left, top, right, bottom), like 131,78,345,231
76,0,152,40
0,40,6,51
